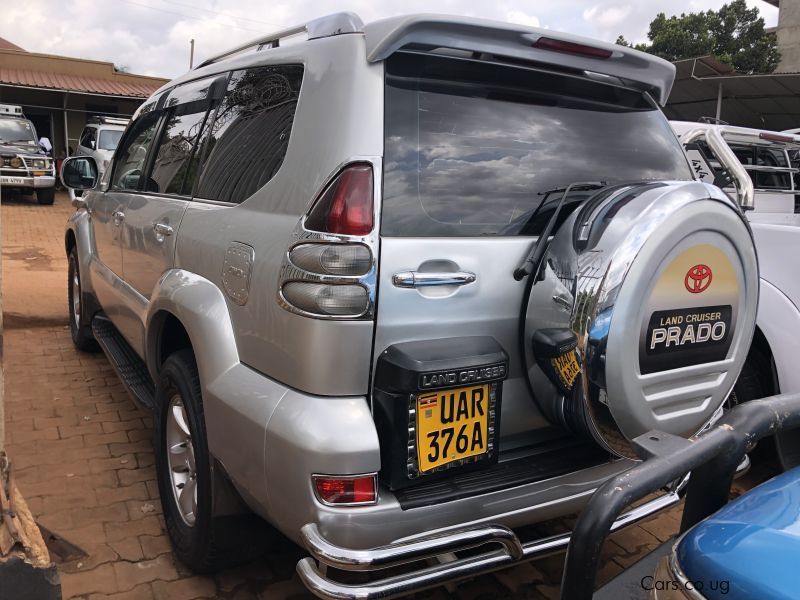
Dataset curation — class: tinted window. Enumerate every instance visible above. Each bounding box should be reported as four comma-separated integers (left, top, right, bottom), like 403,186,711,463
111,111,161,191
98,129,123,151
79,127,96,148
382,54,693,237
194,65,303,204
148,77,219,196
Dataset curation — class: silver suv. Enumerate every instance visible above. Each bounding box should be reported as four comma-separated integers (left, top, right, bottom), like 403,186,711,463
62,13,759,599
75,116,128,179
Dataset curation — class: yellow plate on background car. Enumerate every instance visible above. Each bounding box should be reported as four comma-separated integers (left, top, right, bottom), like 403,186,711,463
416,384,489,473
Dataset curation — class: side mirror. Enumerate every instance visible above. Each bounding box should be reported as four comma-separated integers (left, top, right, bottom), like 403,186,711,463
89,139,96,150
61,156,99,191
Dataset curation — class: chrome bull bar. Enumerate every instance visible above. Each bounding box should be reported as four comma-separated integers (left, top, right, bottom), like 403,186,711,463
296,479,686,600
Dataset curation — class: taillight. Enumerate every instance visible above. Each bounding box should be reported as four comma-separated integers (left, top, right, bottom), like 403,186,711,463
313,475,377,505
289,243,371,276
305,163,374,236
281,282,368,317
532,37,613,59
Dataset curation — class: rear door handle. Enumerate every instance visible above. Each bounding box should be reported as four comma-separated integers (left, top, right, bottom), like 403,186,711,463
112,211,125,226
392,271,476,288
153,222,174,237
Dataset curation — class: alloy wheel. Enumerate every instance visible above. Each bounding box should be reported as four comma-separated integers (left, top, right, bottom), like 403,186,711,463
166,394,197,527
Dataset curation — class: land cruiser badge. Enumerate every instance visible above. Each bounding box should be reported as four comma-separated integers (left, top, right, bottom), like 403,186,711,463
640,245,738,374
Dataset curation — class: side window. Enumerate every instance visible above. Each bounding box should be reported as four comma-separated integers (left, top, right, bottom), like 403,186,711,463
148,77,218,195
79,127,96,149
110,111,162,191
194,64,303,204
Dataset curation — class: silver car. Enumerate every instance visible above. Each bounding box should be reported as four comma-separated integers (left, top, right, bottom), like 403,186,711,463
75,116,128,179
61,13,759,599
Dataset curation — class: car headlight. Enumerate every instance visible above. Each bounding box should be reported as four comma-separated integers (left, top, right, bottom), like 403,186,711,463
10,156,23,168
646,551,706,599
32,159,48,169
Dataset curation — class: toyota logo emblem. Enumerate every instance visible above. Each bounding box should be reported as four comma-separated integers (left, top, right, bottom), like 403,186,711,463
685,264,712,293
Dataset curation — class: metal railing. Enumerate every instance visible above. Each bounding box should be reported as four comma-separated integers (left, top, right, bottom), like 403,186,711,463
559,393,800,600
681,126,755,210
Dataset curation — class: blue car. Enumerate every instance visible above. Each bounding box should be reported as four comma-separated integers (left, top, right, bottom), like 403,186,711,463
649,467,800,600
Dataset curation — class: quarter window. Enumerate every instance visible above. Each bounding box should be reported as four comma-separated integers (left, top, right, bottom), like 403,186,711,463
194,65,303,204
79,127,96,149
110,111,162,191
149,104,211,195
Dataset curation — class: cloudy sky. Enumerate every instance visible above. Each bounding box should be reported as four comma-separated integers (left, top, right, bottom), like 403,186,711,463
7,0,779,79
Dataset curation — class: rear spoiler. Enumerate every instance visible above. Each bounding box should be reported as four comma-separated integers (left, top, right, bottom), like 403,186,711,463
363,14,676,105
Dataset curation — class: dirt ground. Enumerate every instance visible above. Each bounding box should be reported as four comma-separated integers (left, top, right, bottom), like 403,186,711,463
1,190,773,599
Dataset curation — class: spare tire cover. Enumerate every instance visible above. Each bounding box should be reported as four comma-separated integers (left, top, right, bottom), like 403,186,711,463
525,181,758,458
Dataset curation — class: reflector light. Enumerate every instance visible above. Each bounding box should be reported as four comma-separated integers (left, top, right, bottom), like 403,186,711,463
313,475,377,505
532,37,613,59
759,132,795,143
289,243,372,276
282,282,368,317
305,163,374,236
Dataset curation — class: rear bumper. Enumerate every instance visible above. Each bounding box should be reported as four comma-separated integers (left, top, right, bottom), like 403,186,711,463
296,481,685,599
0,175,55,189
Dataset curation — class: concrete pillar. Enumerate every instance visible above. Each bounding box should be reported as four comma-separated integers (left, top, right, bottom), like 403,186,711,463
777,0,800,72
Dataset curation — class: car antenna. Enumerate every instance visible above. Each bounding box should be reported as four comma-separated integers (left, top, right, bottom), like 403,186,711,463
513,181,607,281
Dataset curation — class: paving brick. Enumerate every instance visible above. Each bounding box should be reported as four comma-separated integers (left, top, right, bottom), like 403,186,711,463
109,537,145,562
89,583,155,600
59,563,118,597
118,467,157,486
106,516,164,542
103,419,145,434
96,482,150,506
139,535,173,559
59,421,105,439
151,576,217,600
113,554,180,592
90,453,139,474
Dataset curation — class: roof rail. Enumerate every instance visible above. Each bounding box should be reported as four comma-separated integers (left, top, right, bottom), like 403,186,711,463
197,11,364,69
87,115,130,126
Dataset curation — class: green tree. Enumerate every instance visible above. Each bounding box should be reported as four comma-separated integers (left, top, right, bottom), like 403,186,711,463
618,0,779,74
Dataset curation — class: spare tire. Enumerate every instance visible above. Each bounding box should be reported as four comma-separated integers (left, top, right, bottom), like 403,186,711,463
525,181,758,458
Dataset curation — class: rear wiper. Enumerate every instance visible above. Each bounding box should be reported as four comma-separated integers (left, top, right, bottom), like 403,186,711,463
513,181,607,281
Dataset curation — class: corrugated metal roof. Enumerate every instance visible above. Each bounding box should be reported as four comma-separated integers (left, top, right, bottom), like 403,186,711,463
0,37,25,52
0,65,163,98
664,55,800,131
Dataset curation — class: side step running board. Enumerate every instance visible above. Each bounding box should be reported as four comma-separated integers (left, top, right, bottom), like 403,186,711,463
92,315,155,411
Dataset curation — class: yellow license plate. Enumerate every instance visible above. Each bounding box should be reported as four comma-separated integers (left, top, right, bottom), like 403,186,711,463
416,384,489,473
552,352,580,391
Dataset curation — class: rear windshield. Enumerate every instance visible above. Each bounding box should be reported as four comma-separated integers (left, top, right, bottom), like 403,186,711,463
382,53,693,237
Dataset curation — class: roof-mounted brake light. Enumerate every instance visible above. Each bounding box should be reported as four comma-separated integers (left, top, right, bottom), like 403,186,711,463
759,132,796,143
532,37,613,60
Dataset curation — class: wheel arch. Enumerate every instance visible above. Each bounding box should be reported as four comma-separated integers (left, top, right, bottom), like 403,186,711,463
145,269,240,384
752,278,800,469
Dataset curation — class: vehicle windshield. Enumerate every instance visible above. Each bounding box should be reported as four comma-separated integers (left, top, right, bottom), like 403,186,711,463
382,53,694,237
0,118,37,145
98,129,124,151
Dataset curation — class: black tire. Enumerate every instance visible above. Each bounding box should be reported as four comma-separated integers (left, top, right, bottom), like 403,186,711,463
154,350,273,572
36,187,55,205
67,248,99,352
727,350,771,410
727,349,783,467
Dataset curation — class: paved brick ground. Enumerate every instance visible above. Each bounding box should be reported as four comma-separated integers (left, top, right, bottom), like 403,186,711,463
2,191,774,599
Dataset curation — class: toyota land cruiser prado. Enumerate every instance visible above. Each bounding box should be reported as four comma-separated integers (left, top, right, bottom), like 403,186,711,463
61,13,759,599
